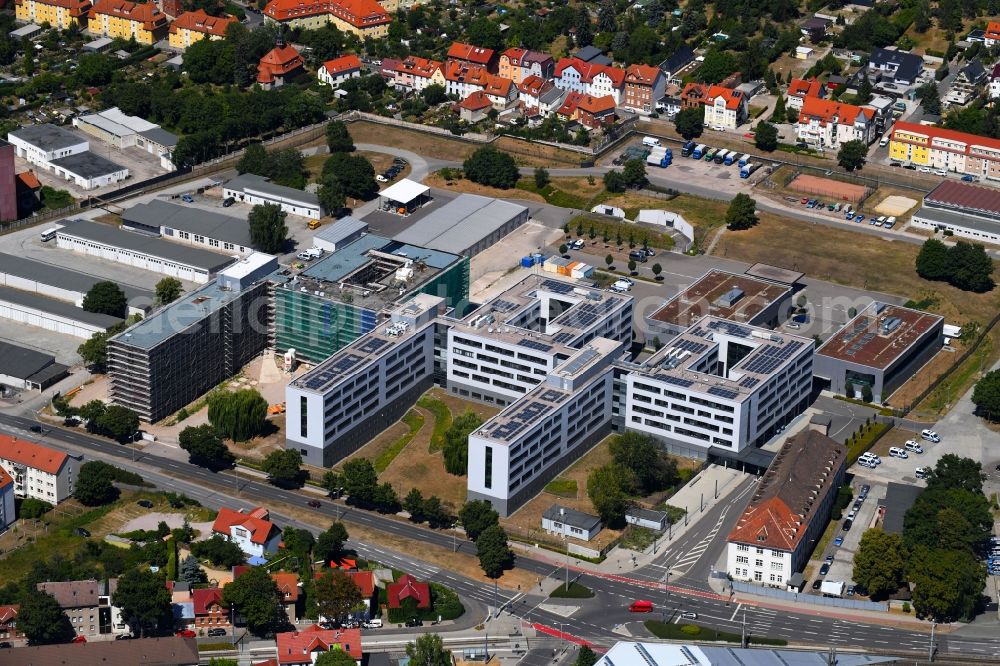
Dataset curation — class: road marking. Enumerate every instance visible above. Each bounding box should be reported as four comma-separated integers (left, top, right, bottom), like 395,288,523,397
729,604,742,622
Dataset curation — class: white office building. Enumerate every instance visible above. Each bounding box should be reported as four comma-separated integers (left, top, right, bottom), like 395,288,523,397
7,124,128,190
286,294,444,467
224,173,322,220
625,318,814,460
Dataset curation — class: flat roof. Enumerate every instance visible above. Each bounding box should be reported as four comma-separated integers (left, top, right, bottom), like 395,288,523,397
0,340,57,380
650,269,791,328
315,216,367,244
924,180,1000,217
84,37,113,49
745,263,804,285
57,219,236,273
50,151,127,179
0,285,122,328
10,24,41,38
123,199,252,247
392,193,527,255
597,641,896,666
0,252,152,305
816,302,942,369
914,206,1000,235
137,127,179,148
880,482,923,535
76,113,136,139
9,123,87,152
380,178,429,204
226,173,319,207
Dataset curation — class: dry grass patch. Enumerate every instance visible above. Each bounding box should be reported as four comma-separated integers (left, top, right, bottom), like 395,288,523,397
425,172,546,202
550,176,606,201
887,347,963,412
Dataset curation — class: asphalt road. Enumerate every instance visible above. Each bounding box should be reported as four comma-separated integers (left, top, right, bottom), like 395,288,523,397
4,414,999,658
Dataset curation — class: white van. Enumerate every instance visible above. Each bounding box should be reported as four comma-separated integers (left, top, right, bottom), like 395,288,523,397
904,440,923,454
40,227,60,242
363,618,383,628
888,446,909,459
642,136,661,148
879,136,889,147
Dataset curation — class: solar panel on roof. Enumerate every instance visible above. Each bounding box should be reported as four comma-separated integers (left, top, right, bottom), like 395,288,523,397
492,299,518,313
538,389,567,403
707,320,752,338
739,376,759,389
552,331,576,344
518,339,552,352
707,386,739,400
356,338,389,354
658,375,694,388
674,339,708,354
540,279,575,294
301,353,365,390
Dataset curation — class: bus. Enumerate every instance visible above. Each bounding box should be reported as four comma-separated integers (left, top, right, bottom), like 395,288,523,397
691,144,707,159
40,227,60,242
681,140,696,157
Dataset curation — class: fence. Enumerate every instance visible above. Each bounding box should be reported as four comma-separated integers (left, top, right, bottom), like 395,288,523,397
731,580,888,611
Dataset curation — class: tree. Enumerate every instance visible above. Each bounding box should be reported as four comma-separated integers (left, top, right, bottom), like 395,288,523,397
946,241,995,293
191,535,246,567
406,634,452,666
83,281,127,318
697,50,738,84
856,75,873,105
754,122,778,152
321,470,343,496
404,488,426,522
76,52,115,85
373,482,400,513
930,454,985,494
852,529,907,599
261,449,303,487
603,169,626,193
180,554,208,585
316,650,361,666
19,590,75,645
318,178,346,215
459,500,500,542
916,82,941,116
326,120,355,153
605,253,614,270
908,546,986,622
179,424,233,470
587,463,636,527
96,405,139,442
771,95,787,124
534,167,550,189
422,495,451,529
283,527,315,560
155,277,183,304
443,411,483,476
972,370,1000,421
915,238,950,281
622,159,647,189
19,497,52,519
75,460,120,506
315,522,349,562
576,646,599,666
476,524,514,579
463,147,519,189
422,83,447,105
652,263,663,280
78,331,112,371
837,140,867,171
342,458,378,505
248,203,288,254
609,432,678,494
207,388,268,442
725,193,758,231
315,570,363,622
674,107,703,140
222,565,284,635
113,568,171,637
559,243,569,256
322,152,379,200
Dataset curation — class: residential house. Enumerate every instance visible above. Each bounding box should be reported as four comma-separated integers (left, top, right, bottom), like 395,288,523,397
556,91,585,122
0,468,14,533
14,0,92,30
386,574,430,611
796,97,875,148
573,45,612,67
257,42,305,89
498,47,554,83
800,16,831,42
37,579,126,638
868,47,923,86
517,75,566,116
726,430,846,587
553,57,625,104
318,54,363,88
443,60,492,99
0,434,75,503
541,504,602,541
2,637,200,665
576,94,617,130
623,64,665,114
348,571,376,616
0,604,20,643
985,20,1000,48
191,587,229,629
274,625,362,666
272,572,301,624
786,77,825,111
990,63,1000,99
483,75,517,111
211,506,282,559
703,85,747,131
86,0,168,44
945,58,986,106
889,120,1000,179
680,82,708,110
658,44,695,81
388,56,443,92
447,41,496,72
262,0,391,40
167,9,237,50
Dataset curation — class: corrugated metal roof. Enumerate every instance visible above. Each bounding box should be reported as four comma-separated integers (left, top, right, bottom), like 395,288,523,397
314,216,368,245
0,340,57,380
0,252,152,303
392,194,526,255
123,200,252,247
925,180,1000,216
0,285,122,328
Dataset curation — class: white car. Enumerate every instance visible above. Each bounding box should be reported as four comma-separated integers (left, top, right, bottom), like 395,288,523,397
570,239,584,250
919,166,932,173
859,452,881,465
920,429,941,443
934,169,946,176
362,619,383,628
904,440,923,454
888,446,909,459
611,280,632,292
376,175,388,182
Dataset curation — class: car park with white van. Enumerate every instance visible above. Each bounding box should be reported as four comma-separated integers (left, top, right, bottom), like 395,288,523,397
920,429,941,443
904,440,923,454
888,446,909,459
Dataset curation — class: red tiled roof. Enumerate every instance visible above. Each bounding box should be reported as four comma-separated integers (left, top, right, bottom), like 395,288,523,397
391,56,442,78
681,82,707,100
800,96,870,125
322,54,362,76
459,91,492,111
191,587,224,616
212,506,279,545
891,120,1000,154
272,572,300,602
15,0,91,16
348,571,375,598
275,626,362,664
554,57,625,87
0,467,13,492
0,604,17,625
705,85,744,110
386,574,430,609
89,0,167,30
483,76,514,98
169,9,237,37
788,77,823,99
501,47,527,64
518,74,548,96
577,94,616,114
625,64,660,86
263,0,389,27
448,42,494,65
557,91,584,117
0,434,68,475
257,44,305,84
987,20,1000,40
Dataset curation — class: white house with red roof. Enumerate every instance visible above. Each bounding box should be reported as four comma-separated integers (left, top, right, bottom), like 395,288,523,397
274,625,362,665
726,430,845,588
443,60,494,99
447,41,496,72
785,77,826,111
796,97,875,148
257,42,305,90
211,506,282,558
702,85,747,131
387,56,443,92
318,54,362,88
458,91,493,123
0,433,75,503
518,75,567,117
482,75,517,110
553,57,625,105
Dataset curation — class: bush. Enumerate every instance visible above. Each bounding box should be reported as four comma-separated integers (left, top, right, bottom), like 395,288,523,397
19,497,53,519
462,147,519,189
207,389,268,442
680,624,701,636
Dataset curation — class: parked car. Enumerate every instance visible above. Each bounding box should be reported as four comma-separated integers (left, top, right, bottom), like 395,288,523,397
800,197,809,204
846,585,856,596
888,446,909,459
819,563,830,576
915,467,930,479
115,634,133,640
137,500,153,509
74,527,91,538
833,536,844,547
363,618,383,629
920,429,941,443
842,519,853,531
570,239,584,250
860,484,870,497
962,174,976,182
904,440,923,454
175,630,196,638
405,617,423,627
812,580,822,590
181,194,194,203
207,628,227,637
855,214,865,223
72,635,87,643
222,197,235,208
376,175,388,182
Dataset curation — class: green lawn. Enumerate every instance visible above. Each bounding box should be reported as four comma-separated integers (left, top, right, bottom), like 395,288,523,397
544,478,578,497
549,581,594,599
417,394,451,453
644,621,787,646
374,410,425,473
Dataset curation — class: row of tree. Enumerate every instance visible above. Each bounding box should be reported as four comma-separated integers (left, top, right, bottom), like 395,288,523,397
915,238,995,293
587,433,681,527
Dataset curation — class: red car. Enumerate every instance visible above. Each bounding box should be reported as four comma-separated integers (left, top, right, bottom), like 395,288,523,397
307,499,321,508
175,630,196,638
744,132,755,139
628,600,654,612
71,635,87,643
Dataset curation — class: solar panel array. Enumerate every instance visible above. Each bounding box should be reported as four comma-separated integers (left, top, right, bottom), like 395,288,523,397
492,299,519,313
657,374,694,389
739,376,759,389
707,320,752,338
557,299,617,330
552,331,576,345
673,338,708,355
741,340,804,375
356,337,389,355
538,389,568,404
707,386,739,400
844,332,877,357
518,338,553,352
489,400,549,440
301,353,365,390
540,279,575,294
